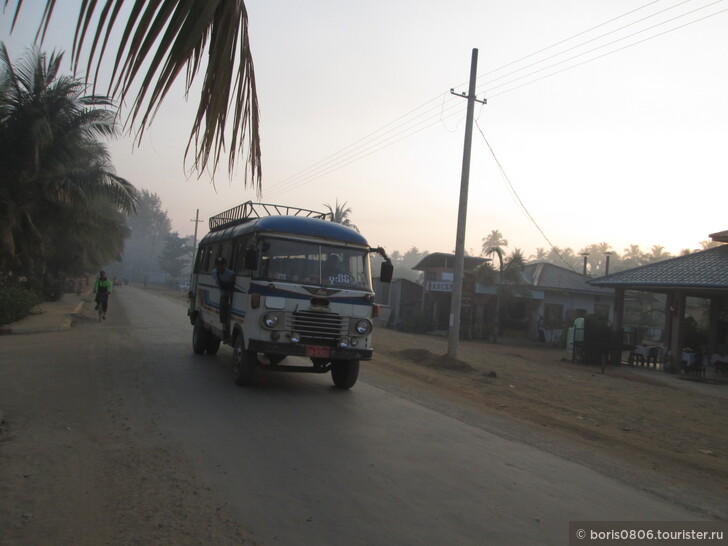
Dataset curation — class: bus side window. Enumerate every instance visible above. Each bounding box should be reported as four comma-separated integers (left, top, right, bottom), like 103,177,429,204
210,245,221,272
210,243,232,272
200,246,213,273
220,242,233,269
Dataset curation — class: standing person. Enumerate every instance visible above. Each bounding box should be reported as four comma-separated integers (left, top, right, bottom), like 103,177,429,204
94,270,113,321
537,314,545,342
212,256,236,339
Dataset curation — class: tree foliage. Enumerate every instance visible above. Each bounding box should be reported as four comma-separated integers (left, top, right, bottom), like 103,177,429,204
481,229,508,256
324,200,359,232
389,247,428,283
476,246,526,344
118,189,172,281
0,45,137,297
158,231,192,285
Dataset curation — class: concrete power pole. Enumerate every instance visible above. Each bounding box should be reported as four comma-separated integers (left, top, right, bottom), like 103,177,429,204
448,48,485,359
190,209,202,265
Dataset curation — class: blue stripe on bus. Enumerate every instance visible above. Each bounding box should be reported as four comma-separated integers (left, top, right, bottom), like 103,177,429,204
248,283,373,306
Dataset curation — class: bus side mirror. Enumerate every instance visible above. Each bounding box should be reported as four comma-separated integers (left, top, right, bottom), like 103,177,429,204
380,261,393,283
244,249,259,270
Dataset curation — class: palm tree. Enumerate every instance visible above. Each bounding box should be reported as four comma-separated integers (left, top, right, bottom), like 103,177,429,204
476,246,525,344
481,229,508,256
578,242,615,276
621,244,645,269
7,0,261,190
699,240,722,250
324,200,359,232
530,247,548,262
647,245,671,263
547,246,580,271
0,46,137,294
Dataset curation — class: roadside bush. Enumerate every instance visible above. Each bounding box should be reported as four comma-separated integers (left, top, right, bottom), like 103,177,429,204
42,272,66,302
0,286,41,325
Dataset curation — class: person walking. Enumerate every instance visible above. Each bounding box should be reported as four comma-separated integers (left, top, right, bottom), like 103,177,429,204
94,270,113,321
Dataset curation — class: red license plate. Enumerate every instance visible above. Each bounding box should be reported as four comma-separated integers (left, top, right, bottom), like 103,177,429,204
305,346,331,358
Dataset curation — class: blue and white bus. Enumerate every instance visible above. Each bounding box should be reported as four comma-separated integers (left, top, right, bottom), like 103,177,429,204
188,202,393,389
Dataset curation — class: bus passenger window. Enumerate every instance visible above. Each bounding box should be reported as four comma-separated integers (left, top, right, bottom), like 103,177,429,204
200,246,213,272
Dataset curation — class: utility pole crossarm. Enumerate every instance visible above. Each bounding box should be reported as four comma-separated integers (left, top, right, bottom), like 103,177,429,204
449,88,487,105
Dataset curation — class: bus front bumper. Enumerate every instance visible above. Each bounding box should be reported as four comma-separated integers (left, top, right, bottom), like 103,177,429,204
248,340,372,361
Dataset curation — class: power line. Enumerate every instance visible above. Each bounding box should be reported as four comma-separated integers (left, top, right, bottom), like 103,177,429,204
471,0,666,89
477,0,695,94
484,0,727,99
474,120,578,272
262,2,727,199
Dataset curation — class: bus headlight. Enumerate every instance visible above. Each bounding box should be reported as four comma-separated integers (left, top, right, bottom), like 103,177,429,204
339,337,350,349
355,319,372,335
262,313,279,329
290,332,301,344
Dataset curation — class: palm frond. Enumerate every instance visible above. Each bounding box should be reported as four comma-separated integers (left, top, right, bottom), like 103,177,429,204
10,0,262,190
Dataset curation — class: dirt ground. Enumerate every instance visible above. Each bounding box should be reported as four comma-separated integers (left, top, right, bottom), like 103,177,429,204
368,327,728,517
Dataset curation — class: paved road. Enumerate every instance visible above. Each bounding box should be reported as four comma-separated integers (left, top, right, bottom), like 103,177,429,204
123,287,704,543
1,287,705,545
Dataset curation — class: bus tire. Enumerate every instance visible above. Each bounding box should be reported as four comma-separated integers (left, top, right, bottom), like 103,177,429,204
233,336,256,386
206,335,221,355
192,317,209,355
331,359,359,389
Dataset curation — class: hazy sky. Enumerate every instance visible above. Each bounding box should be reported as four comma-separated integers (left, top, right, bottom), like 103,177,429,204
2,1,726,258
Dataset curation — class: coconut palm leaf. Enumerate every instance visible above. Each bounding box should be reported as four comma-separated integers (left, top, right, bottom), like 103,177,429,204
7,0,261,190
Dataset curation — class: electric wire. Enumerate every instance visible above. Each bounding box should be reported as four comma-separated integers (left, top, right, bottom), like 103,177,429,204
263,2,727,200
470,0,665,89
474,120,578,271
484,0,726,99
268,0,671,199
477,0,695,94
266,2,722,198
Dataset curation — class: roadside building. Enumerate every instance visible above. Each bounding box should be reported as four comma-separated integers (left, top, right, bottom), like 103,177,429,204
589,230,728,372
372,278,423,331
410,252,614,342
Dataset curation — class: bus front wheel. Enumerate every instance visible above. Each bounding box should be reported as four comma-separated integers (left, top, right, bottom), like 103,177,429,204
331,359,359,389
233,336,257,387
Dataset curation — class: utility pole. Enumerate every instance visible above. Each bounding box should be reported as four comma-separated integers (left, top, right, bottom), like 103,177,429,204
448,48,486,359
191,209,203,265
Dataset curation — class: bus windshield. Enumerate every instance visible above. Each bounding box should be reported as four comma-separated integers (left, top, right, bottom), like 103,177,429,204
254,238,372,291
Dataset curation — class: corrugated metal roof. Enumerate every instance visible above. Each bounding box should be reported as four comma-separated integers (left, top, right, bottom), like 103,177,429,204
589,244,728,289
412,252,489,271
522,262,613,295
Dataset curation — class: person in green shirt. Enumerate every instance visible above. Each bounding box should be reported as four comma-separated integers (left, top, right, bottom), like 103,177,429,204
93,270,113,320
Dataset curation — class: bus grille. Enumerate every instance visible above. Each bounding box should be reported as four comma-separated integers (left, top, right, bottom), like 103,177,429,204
290,310,344,345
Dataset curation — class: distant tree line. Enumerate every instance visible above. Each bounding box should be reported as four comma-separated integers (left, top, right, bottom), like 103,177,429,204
108,189,193,288
329,209,723,284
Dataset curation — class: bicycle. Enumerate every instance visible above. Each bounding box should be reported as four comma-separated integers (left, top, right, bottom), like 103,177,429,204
95,291,110,321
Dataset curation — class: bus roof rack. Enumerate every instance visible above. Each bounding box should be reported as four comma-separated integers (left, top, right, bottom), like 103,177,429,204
209,201,329,231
